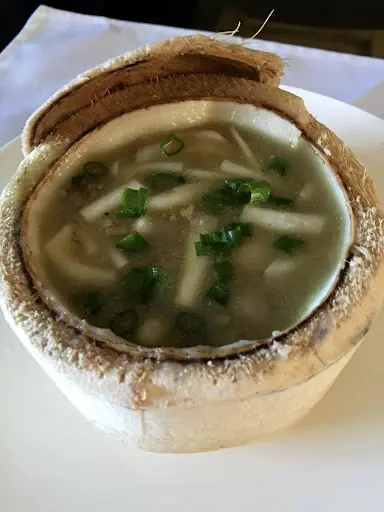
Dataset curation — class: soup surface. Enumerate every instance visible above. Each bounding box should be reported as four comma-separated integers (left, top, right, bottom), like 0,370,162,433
35,121,350,348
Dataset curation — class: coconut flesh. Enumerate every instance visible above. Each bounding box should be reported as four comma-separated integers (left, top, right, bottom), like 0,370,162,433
21,100,353,361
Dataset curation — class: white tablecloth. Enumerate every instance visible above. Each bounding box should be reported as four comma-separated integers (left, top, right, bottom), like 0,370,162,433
1,4,384,148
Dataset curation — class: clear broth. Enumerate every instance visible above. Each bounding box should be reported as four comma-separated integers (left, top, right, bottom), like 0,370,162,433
40,124,348,348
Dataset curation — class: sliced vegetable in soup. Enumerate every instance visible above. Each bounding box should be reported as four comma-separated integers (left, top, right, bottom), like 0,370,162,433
41,124,349,348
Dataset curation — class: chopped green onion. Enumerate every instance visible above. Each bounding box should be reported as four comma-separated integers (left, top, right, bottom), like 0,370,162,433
84,291,104,316
202,179,271,214
214,260,234,282
83,161,108,176
119,267,154,304
123,187,147,214
194,242,230,260
237,180,271,204
202,185,240,214
116,186,148,218
225,222,253,237
114,231,148,253
267,156,290,176
206,281,230,306
71,174,87,185
268,194,294,208
119,265,170,304
160,134,184,156
224,225,242,247
175,312,206,334
195,222,251,258
274,235,304,254
200,230,227,246
146,172,186,191
110,309,138,338
194,241,208,257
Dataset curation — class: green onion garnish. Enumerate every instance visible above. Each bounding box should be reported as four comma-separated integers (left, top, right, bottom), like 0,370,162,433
214,260,234,282
114,231,148,253
84,291,104,316
175,312,206,334
206,281,230,306
160,134,184,156
83,161,108,176
202,185,240,214
119,265,170,304
200,230,228,246
110,309,138,338
197,223,249,307
237,180,271,204
195,222,252,258
194,242,230,260
71,174,87,185
267,194,294,208
225,222,253,237
202,179,271,214
267,156,290,176
194,241,208,257
146,172,186,191
274,235,304,254
224,225,243,247
116,186,148,218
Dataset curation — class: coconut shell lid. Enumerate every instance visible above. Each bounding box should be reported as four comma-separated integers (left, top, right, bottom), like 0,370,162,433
23,35,284,154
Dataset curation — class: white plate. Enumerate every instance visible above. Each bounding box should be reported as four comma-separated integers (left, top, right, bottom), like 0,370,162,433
1,88,384,512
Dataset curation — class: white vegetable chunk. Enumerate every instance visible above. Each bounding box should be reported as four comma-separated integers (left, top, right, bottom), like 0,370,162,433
180,204,195,222
135,143,164,163
108,247,129,270
49,259,116,286
175,217,217,308
46,225,116,286
79,236,98,255
229,126,260,168
184,131,231,155
186,142,232,159
122,161,183,174
263,256,300,282
186,169,223,180
133,215,153,235
136,131,226,164
75,223,98,255
242,206,325,234
148,184,205,210
189,130,227,143
80,180,142,221
46,224,72,252
137,317,168,347
297,182,315,203
110,160,119,177
221,159,263,179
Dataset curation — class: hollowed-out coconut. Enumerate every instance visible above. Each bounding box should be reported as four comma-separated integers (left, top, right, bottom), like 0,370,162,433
0,35,383,453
